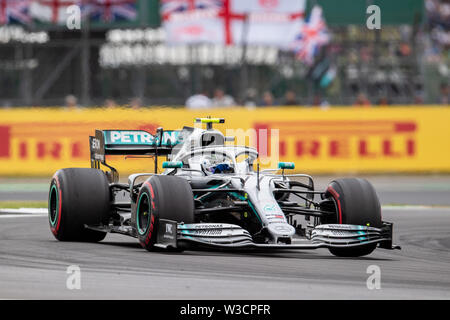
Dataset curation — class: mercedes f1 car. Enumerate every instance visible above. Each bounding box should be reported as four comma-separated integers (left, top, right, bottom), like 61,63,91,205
48,118,400,257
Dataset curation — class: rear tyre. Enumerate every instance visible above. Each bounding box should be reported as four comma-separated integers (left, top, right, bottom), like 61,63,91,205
325,178,382,257
48,168,110,242
135,175,194,251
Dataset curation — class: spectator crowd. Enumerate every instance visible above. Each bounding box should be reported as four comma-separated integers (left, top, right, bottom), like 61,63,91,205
185,88,329,109
184,87,449,109
60,84,449,110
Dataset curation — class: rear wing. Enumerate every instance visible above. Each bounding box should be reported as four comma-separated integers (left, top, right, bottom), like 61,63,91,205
89,129,185,180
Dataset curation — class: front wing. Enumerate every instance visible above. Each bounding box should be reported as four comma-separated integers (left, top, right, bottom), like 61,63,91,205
155,220,401,251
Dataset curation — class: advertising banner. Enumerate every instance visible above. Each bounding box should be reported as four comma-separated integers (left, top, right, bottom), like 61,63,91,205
0,106,449,176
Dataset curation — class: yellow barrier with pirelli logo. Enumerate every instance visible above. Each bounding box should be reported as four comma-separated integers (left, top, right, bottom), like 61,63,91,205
0,106,449,176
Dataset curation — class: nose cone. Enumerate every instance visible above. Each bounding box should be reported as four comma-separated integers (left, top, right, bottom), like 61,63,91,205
267,223,295,239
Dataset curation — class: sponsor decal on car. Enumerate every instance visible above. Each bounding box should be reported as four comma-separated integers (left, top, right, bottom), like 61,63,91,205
104,130,182,147
182,228,224,236
106,130,155,144
263,203,276,211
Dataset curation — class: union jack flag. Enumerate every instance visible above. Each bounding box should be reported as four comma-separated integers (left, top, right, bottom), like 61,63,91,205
88,0,137,22
291,6,330,66
161,0,224,20
0,0,31,25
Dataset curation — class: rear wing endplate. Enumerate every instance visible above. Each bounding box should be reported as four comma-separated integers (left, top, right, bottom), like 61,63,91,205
89,129,183,181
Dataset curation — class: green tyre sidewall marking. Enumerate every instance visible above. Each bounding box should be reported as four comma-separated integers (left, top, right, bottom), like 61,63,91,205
49,184,59,227
136,192,150,236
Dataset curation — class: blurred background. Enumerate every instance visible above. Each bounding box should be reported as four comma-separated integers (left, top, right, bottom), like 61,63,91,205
1,1,450,301
0,0,448,108
0,0,450,181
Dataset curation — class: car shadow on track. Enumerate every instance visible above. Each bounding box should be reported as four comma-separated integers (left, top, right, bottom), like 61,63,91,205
56,238,394,262
180,250,394,261
100,240,142,249
102,242,394,261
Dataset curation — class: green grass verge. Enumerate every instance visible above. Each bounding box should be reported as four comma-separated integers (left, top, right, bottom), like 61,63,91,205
0,201,47,209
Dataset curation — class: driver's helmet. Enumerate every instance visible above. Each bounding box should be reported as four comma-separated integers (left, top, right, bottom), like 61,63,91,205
199,155,234,174
210,161,234,174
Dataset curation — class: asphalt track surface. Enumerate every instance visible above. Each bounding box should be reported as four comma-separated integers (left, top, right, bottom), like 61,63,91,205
0,175,450,299
2,175,450,205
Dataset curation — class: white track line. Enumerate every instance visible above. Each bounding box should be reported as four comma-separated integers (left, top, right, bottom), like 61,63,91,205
0,208,47,214
0,214,48,218
0,208,47,218
0,205,448,219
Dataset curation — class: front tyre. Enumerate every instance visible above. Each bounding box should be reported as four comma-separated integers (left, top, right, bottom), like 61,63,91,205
325,178,382,257
135,175,194,251
49,168,110,242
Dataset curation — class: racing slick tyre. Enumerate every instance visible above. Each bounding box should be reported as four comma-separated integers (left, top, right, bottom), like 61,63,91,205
325,178,382,257
135,175,194,251
48,168,110,242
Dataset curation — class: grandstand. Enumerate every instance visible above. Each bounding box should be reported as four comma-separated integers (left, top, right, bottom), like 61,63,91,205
0,0,448,107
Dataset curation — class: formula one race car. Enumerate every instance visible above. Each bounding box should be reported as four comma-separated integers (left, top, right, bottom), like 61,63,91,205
48,118,400,257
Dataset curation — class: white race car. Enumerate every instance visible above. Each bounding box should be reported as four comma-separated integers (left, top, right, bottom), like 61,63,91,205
48,118,400,257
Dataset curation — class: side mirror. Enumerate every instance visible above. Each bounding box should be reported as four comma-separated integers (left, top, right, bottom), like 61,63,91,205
162,161,183,169
278,162,295,170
